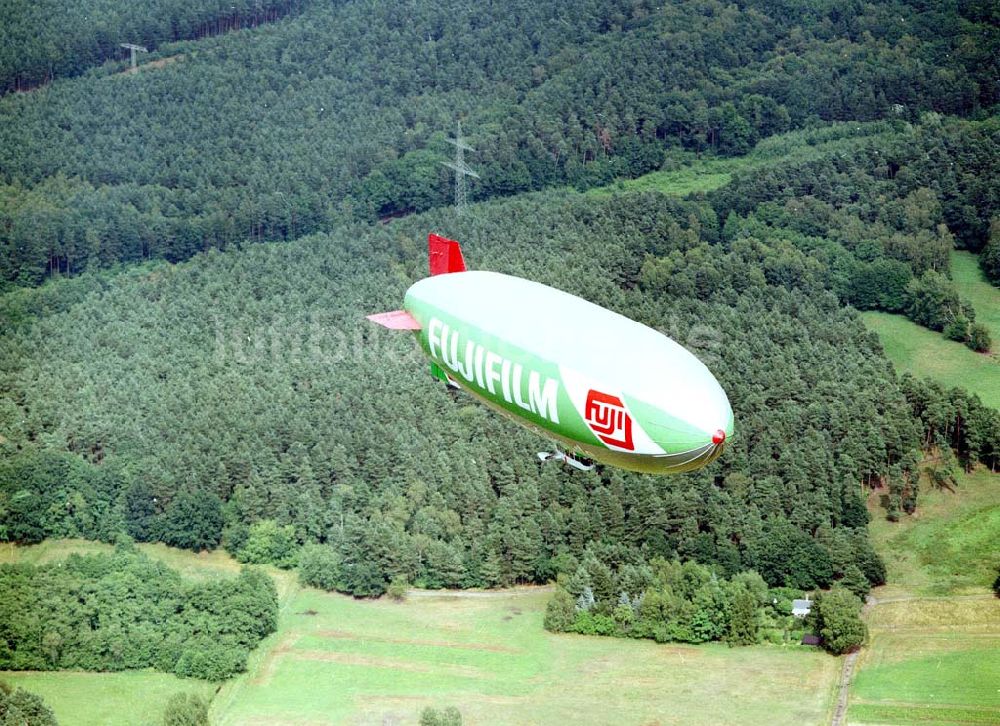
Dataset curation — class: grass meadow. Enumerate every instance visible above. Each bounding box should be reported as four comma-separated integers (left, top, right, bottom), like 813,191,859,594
861,249,1000,410
1,670,217,726
211,586,840,725
590,157,735,196
867,467,1000,596
1,540,841,726
588,121,896,198
1,538,235,574
847,596,1000,726
849,466,1000,725
952,250,1000,342
861,311,999,409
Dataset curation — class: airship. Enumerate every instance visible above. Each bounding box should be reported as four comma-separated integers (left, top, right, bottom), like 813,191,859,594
368,234,733,474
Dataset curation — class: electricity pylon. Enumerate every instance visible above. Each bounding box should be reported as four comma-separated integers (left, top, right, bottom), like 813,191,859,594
120,43,149,70
441,121,479,214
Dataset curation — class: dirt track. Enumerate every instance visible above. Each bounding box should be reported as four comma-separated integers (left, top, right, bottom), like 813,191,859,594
829,593,996,726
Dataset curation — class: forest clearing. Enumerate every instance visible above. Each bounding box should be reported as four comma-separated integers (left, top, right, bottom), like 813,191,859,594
862,250,1000,409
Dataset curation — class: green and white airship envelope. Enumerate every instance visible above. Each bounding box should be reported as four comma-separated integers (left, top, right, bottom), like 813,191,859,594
368,234,734,474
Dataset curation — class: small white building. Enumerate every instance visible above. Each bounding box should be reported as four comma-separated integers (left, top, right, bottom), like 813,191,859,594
792,598,813,618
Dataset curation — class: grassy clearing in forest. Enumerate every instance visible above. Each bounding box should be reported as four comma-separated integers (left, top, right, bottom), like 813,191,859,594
860,249,1000,409
589,121,897,198
952,250,1000,343
591,159,736,196
0,538,111,565
0,538,252,582
212,586,840,726
867,468,1000,595
861,311,999,409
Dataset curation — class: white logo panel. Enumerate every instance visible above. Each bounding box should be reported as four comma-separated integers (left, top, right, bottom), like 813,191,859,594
559,366,665,455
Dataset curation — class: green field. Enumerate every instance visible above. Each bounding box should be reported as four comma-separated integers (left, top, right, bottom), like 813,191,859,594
847,597,1000,726
590,157,736,196
213,585,839,726
1,541,841,726
952,250,1000,342
867,468,1000,595
0,538,112,565
1,670,217,726
849,464,1000,725
861,249,1000,410
861,311,1000,409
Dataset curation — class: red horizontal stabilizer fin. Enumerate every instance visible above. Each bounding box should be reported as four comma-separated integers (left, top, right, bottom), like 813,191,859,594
429,233,467,276
366,310,421,330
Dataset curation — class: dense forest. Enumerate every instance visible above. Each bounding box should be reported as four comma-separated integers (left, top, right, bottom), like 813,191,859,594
1,0,997,287
0,0,308,93
707,116,998,346
0,543,278,680
5,177,997,598
0,0,997,646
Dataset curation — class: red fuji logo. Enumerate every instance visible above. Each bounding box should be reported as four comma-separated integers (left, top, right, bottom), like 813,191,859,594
584,389,634,450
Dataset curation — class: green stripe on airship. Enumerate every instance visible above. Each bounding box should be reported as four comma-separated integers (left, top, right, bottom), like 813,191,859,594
403,270,733,471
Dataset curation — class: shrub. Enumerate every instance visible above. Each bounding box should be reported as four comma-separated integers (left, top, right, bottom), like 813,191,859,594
387,575,409,602
174,638,247,681
0,681,57,725
420,706,462,726
809,586,867,655
297,544,341,591
235,519,299,568
966,323,992,353
162,693,210,726
573,611,617,636
543,589,576,633
943,315,970,342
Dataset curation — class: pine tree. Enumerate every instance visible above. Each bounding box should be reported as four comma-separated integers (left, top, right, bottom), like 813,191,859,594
479,547,506,588
838,564,871,599
726,584,759,646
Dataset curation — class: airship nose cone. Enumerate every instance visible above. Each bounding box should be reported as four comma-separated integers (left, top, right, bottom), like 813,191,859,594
712,429,726,445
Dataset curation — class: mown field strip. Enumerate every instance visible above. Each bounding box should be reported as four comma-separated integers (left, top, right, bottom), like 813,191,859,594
212,585,841,725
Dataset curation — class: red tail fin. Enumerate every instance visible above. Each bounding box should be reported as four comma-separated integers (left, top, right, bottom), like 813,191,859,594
428,233,467,276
